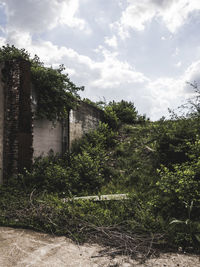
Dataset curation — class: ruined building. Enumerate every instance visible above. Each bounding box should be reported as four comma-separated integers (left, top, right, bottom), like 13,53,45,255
0,60,103,184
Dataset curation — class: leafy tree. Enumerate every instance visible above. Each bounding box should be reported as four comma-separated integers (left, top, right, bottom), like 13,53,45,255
102,100,148,129
107,100,139,124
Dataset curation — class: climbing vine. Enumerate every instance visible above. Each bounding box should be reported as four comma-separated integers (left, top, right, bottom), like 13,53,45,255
0,44,84,121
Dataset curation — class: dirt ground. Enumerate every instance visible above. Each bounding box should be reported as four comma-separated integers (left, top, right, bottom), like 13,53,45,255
0,227,199,267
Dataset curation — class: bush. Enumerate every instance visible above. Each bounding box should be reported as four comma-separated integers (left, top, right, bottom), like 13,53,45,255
103,100,145,129
152,117,199,167
156,137,200,210
18,123,116,196
157,160,200,204
19,155,71,195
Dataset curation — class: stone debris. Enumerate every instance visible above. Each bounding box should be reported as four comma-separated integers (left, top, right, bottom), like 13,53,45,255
63,194,129,202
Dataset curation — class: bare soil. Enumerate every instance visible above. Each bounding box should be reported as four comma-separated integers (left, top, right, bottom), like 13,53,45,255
0,227,199,267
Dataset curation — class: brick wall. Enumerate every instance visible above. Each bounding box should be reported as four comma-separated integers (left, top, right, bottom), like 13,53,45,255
18,61,33,173
2,60,33,181
0,63,4,184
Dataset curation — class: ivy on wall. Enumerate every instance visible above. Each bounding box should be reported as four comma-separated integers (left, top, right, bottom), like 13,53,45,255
0,45,84,121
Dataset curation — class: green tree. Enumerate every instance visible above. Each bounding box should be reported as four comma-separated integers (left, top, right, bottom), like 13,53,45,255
107,100,139,124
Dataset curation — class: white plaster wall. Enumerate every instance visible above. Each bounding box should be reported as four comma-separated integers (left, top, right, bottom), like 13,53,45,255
69,108,100,148
0,63,4,184
33,119,62,157
69,110,83,146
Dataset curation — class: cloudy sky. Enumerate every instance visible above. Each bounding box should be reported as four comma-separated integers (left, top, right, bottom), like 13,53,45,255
0,0,200,120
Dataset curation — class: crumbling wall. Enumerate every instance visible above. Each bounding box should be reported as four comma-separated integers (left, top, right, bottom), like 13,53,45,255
0,60,103,182
0,63,4,184
33,102,102,155
69,102,104,148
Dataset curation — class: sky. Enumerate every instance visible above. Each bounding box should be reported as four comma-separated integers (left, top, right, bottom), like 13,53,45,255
0,0,200,120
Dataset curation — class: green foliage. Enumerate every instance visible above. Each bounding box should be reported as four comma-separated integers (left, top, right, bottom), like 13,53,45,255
31,64,83,120
104,105,120,129
69,123,116,195
0,44,83,121
21,154,71,195
102,100,147,129
0,44,31,61
16,123,116,196
157,159,200,204
151,117,199,167
108,100,139,124
103,122,158,195
155,135,200,206
168,201,200,248
69,149,106,195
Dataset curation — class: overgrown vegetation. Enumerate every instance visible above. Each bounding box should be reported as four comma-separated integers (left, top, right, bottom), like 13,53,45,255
0,45,84,120
1,45,200,258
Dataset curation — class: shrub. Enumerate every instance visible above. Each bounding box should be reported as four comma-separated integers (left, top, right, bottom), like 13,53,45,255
157,160,200,204
20,155,71,195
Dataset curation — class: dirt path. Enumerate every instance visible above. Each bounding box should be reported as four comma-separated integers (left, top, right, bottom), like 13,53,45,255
0,227,199,267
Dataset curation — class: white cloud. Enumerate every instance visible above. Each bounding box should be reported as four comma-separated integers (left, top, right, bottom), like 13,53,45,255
116,0,200,38
120,1,156,32
27,42,150,113
172,47,180,57
146,60,200,119
91,49,149,89
147,77,186,119
175,61,182,68
0,0,87,33
110,21,130,40
104,35,118,48
184,60,200,92
6,31,32,48
31,43,148,94
0,36,6,46
27,40,94,70
58,0,86,30
148,59,200,118
161,0,200,33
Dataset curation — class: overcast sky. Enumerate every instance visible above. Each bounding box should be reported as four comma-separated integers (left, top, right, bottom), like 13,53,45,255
0,0,200,120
